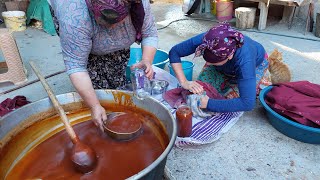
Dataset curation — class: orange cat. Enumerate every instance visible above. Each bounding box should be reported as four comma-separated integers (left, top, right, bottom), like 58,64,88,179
268,49,292,84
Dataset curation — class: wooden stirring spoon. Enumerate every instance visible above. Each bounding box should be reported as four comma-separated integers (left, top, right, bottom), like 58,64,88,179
29,61,97,174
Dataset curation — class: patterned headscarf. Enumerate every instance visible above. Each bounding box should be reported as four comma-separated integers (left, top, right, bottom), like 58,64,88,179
85,0,145,42
195,23,244,63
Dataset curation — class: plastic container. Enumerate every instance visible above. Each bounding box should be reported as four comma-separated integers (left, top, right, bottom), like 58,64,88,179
126,48,169,80
1,11,26,31
259,86,320,144
211,0,217,15
168,61,195,81
216,1,234,21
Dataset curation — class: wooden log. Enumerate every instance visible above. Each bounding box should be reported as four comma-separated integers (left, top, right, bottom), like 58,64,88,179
235,7,257,29
316,13,320,38
258,2,268,30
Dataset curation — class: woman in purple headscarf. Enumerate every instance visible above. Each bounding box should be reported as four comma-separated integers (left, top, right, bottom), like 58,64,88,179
49,0,158,130
169,23,271,112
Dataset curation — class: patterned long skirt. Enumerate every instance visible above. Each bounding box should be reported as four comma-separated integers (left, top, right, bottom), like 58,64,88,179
198,54,272,99
87,49,130,89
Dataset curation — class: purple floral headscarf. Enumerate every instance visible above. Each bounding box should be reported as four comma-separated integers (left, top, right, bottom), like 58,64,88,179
85,0,145,42
85,0,129,25
195,23,244,63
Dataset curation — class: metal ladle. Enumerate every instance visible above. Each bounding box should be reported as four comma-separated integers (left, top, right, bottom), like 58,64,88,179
102,112,143,141
103,112,166,149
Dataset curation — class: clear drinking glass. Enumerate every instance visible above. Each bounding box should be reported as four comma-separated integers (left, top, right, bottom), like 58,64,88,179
130,68,151,100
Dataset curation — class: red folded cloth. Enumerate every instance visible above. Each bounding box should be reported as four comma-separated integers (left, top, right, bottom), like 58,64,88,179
0,96,30,117
163,81,225,108
265,81,320,128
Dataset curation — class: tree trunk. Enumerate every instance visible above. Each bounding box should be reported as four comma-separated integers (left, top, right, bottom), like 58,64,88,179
235,7,256,29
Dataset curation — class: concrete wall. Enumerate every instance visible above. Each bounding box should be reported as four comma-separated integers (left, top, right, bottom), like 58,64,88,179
299,0,319,19
297,0,319,29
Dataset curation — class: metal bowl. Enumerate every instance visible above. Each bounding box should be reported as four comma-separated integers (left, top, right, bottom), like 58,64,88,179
151,80,169,95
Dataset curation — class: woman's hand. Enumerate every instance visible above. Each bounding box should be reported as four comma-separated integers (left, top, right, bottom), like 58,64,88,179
69,72,107,131
131,60,154,79
181,81,204,94
90,104,107,132
199,95,209,109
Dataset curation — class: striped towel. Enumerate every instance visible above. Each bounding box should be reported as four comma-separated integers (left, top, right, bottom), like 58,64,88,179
175,111,243,148
155,96,243,149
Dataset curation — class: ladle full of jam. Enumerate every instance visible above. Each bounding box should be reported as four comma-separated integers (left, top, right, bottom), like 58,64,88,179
103,112,143,141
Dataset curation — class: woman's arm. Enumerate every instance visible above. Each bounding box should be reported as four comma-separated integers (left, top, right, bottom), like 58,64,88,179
169,33,205,93
169,33,205,64
70,72,106,130
205,78,256,112
55,0,107,130
205,53,257,112
131,46,157,78
141,46,157,78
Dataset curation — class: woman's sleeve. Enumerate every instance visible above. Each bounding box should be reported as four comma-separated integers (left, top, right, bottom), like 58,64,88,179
141,0,158,48
55,1,93,75
169,33,205,63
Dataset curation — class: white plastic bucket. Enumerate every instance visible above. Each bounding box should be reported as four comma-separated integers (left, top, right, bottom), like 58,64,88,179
2,11,27,31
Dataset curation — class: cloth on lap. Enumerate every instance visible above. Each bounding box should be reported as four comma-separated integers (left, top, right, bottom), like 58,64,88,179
163,81,225,109
186,94,215,118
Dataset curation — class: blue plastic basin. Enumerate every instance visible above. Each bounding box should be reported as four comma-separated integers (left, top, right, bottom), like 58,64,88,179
126,48,169,79
259,86,320,144
168,61,195,81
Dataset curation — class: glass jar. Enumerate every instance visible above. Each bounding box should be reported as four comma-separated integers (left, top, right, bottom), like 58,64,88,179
130,68,151,100
176,105,193,137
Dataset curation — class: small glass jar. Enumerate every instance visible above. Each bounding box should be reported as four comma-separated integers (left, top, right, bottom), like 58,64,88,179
130,68,151,100
176,104,193,137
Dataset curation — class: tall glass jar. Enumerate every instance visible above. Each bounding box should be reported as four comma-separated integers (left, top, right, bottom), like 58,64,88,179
130,68,151,100
176,104,193,137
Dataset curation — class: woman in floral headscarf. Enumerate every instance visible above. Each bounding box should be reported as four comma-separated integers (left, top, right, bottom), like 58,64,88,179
169,23,271,112
48,0,158,130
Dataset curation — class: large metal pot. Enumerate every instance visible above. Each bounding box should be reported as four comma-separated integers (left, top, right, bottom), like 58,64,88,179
0,90,177,180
